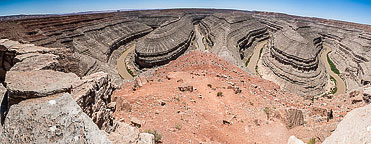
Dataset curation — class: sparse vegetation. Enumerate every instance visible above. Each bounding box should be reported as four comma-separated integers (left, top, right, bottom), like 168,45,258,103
249,101,254,106
245,55,252,66
126,65,136,77
255,47,264,75
329,76,338,94
263,107,270,115
327,51,340,75
207,84,212,88
144,129,162,143
217,91,223,97
307,138,316,144
175,123,182,130
258,46,264,58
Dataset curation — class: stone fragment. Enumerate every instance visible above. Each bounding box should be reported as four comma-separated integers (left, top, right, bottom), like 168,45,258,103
178,85,194,92
107,122,154,144
131,117,143,128
285,109,304,129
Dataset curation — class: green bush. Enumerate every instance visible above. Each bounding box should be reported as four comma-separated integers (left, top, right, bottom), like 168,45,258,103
307,138,316,144
327,52,340,75
245,55,252,66
144,129,162,143
217,92,223,97
127,67,136,77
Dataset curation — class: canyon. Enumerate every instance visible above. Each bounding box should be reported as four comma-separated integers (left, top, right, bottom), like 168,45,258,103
0,9,370,143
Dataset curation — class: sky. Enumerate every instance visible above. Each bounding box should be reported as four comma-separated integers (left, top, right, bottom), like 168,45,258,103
0,0,370,25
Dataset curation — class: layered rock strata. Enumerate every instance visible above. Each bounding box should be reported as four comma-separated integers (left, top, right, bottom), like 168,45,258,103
321,32,371,90
261,28,327,97
135,16,194,68
199,13,270,67
0,13,153,84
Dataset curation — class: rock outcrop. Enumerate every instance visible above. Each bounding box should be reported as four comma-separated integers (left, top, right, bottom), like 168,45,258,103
5,70,80,105
0,93,112,143
135,16,194,68
199,12,270,67
260,27,327,97
323,104,371,144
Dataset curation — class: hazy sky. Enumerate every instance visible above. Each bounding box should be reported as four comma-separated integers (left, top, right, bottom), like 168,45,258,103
0,0,370,25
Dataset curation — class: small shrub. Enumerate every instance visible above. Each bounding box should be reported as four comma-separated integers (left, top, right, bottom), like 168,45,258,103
245,55,252,66
307,138,316,144
249,101,254,106
263,107,271,119
207,84,212,88
263,107,270,115
175,123,182,130
144,129,162,143
126,67,136,77
217,92,223,97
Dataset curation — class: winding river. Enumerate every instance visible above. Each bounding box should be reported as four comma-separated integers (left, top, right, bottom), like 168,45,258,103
246,40,267,74
194,25,206,51
117,44,135,80
320,46,346,95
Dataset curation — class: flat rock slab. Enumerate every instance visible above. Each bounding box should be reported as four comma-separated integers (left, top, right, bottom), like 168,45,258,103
0,93,111,143
5,70,80,105
10,54,58,71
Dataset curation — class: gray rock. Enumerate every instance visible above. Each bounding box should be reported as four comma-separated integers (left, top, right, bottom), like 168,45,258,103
10,54,58,71
5,70,80,105
286,109,304,129
137,133,155,144
287,136,305,144
363,86,371,104
107,122,154,144
323,104,371,144
0,93,112,144
135,16,194,68
0,83,6,133
72,72,117,133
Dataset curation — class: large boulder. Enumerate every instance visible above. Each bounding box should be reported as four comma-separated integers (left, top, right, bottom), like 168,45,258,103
323,104,371,144
5,70,80,105
0,93,112,143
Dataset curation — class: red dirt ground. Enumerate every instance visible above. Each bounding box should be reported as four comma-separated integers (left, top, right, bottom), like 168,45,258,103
112,50,367,144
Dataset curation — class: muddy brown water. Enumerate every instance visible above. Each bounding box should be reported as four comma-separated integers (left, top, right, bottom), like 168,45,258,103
247,40,267,74
117,44,135,80
320,46,346,95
